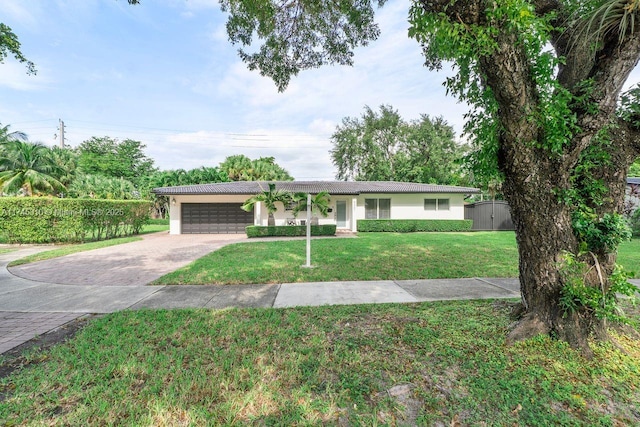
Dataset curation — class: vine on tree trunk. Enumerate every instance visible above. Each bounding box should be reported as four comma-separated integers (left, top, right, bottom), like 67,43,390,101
558,251,638,324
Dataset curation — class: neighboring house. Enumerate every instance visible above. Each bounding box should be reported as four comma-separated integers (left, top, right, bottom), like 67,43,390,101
153,181,480,234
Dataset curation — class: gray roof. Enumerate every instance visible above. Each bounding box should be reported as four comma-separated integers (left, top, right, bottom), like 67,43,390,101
153,181,481,196
629,177,640,185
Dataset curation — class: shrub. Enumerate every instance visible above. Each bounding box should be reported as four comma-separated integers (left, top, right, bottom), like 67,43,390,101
0,197,151,243
357,219,473,232
246,225,337,238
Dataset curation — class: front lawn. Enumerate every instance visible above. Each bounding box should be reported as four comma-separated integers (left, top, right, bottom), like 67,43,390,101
1,301,638,425
154,232,640,285
618,237,640,277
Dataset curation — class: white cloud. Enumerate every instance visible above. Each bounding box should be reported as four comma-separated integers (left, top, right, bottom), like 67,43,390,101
308,119,336,135
148,129,335,180
216,62,289,108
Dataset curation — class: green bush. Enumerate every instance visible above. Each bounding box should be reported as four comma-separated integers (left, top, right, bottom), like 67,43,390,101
0,198,151,243
246,224,337,238
357,219,473,232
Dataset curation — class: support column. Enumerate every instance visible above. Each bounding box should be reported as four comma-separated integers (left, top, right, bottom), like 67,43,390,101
351,197,358,232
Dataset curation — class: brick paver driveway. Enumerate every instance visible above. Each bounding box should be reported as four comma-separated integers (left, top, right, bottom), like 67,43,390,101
8,232,247,286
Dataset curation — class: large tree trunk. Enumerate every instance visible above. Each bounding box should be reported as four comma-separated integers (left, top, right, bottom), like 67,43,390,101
416,0,640,352
498,139,599,351
502,172,600,352
503,137,637,354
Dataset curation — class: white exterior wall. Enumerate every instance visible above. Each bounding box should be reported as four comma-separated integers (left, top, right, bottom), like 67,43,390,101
168,194,255,235
354,193,467,221
168,192,469,234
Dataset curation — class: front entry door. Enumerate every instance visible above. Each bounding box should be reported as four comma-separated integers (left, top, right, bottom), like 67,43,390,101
336,201,347,228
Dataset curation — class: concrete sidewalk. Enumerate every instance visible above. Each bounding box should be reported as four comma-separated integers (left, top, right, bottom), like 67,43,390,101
0,275,522,354
2,245,639,355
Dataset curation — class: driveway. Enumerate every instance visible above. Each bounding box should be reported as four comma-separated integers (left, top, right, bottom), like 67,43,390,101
8,232,248,286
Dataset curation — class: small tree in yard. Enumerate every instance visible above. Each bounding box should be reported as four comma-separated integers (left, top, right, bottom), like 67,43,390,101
241,183,292,226
292,191,331,219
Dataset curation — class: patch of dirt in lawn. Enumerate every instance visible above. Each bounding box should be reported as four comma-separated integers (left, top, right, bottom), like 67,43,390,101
0,315,99,385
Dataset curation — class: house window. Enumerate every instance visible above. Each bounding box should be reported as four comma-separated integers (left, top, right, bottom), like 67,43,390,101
424,198,450,211
365,199,378,219
365,198,391,219
424,199,437,211
379,198,391,219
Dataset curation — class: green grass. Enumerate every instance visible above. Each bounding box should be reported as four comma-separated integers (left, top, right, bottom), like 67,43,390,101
139,223,170,234
155,232,521,285
0,248,16,255
618,237,640,278
1,301,638,425
156,233,640,285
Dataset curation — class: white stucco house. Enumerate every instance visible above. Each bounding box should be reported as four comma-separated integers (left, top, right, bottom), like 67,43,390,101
153,181,481,235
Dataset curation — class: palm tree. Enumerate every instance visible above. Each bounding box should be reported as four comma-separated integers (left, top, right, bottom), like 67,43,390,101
0,139,65,196
0,123,28,144
241,183,293,226
292,191,331,219
50,147,78,188
68,174,137,199
220,154,253,181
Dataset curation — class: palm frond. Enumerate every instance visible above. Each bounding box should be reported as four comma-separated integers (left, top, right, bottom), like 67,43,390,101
573,0,640,52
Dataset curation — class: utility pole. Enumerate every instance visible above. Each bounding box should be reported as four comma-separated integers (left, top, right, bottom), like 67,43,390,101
58,119,65,148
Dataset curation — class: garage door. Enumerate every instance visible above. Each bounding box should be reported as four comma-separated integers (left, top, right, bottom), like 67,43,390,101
181,203,253,234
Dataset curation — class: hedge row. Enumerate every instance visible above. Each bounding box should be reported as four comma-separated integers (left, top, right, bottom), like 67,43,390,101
357,219,473,232
0,198,151,243
246,225,337,238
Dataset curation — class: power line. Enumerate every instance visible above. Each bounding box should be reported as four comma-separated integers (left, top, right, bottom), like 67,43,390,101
66,118,333,139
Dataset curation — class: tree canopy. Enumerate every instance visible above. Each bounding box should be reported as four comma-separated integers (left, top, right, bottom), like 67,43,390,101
76,137,156,186
220,0,386,91
219,154,293,181
331,105,467,184
0,23,36,75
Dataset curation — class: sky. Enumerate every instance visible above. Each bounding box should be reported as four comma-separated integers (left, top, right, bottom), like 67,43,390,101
2,1,640,181
0,0,471,181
